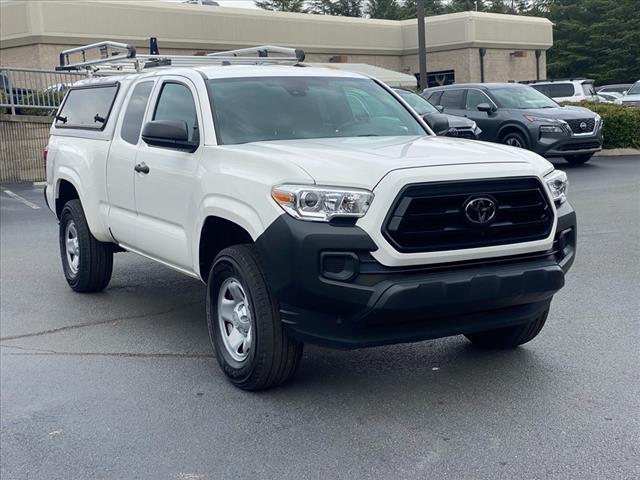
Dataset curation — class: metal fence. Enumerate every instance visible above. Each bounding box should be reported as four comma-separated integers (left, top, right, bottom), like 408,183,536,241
0,67,90,114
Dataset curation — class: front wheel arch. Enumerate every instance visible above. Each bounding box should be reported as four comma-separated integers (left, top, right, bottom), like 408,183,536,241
497,125,531,149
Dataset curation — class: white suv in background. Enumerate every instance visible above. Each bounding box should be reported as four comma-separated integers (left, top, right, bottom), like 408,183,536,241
530,79,598,103
45,43,577,390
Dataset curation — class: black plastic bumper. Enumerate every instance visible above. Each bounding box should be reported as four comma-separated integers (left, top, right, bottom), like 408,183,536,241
534,129,603,158
255,202,576,349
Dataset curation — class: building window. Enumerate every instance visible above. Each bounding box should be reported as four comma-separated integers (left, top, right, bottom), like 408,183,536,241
415,70,456,88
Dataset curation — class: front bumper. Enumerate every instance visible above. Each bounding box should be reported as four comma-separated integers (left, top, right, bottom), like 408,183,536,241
533,126,603,158
255,202,576,349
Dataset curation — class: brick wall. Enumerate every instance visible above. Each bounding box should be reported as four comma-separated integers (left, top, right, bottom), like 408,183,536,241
0,114,50,182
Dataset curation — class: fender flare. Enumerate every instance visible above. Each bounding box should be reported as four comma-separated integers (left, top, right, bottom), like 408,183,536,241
54,168,112,242
191,195,276,277
497,123,532,147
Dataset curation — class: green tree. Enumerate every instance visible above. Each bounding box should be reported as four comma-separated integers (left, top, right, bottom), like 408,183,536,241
254,0,305,12
446,0,476,11
367,0,402,19
545,0,640,84
308,0,364,16
400,0,446,20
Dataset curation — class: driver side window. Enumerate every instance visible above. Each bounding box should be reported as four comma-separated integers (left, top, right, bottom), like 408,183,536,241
465,89,491,111
153,82,199,142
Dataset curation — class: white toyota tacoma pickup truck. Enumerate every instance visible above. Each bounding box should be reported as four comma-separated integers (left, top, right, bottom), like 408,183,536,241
45,44,576,390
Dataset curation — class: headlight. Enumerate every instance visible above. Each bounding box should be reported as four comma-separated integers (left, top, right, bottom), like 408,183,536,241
271,185,374,222
545,170,569,204
539,125,565,134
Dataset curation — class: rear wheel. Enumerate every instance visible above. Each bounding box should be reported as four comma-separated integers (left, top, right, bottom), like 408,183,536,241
501,131,528,149
59,199,113,292
565,153,593,165
206,244,303,390
464,308,549,348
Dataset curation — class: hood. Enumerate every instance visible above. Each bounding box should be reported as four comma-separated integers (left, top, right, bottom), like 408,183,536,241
509,106,597,120
226,136,552,189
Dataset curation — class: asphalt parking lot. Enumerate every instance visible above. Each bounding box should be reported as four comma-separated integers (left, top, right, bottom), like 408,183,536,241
1,156,639,480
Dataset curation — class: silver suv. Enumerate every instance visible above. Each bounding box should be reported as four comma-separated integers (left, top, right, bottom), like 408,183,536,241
529,79,598,103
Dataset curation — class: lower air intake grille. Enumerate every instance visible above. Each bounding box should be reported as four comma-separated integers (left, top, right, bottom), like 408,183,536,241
383,177,554,253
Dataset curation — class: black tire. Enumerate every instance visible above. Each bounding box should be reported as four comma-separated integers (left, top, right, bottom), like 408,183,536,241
501,131,528,149
565,153,593,165
206,244,303,391
59,199,113,293
464,308,549,348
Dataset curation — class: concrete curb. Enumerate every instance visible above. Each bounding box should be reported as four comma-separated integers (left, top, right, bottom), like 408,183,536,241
595,148,640,156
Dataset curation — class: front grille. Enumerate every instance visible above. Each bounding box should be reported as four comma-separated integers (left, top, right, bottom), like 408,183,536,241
446,128,476,139
565,118,595,134
560,141,601,151
383,178,554,253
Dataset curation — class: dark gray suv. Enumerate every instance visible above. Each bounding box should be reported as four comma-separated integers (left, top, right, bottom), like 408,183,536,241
423,83,603,164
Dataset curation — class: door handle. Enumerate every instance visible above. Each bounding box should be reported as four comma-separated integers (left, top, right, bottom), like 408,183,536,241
134,162,149,174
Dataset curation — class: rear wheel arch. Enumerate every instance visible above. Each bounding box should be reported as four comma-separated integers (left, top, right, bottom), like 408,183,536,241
198,216,254,282
55,179,80,219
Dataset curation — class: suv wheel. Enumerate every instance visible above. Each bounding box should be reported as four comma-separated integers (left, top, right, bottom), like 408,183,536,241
59,199,113,292
464,308,549,348
207,244,303,390
501,131,528,149
565,153,593,165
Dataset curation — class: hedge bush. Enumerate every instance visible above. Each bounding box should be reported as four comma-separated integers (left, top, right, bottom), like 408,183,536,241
563,102,640,149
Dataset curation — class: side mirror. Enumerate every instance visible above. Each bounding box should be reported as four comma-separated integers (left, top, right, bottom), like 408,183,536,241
435,105,444,113
477,102,495,113
423,113,450,135
141,120,198,152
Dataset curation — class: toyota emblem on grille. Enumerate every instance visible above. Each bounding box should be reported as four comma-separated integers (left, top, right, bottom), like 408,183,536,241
580,121,588,130
464,197,497,224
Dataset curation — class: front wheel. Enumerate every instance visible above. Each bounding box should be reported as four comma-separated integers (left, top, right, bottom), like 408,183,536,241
59,199,113,292
464,308,549,348
206,244,303,391
501,131,528,149
565,153,593,165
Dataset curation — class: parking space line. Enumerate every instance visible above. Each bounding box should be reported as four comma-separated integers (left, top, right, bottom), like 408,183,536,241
1,188,41,210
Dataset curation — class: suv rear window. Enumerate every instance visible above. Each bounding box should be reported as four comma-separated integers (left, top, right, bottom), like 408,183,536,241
546,83,575,98
55,84,119,130
582,83,596,96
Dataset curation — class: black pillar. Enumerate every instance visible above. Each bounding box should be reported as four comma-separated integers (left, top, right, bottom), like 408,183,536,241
417,1,427,91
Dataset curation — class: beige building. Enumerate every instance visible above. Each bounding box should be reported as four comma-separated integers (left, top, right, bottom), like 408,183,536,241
1,0,553,86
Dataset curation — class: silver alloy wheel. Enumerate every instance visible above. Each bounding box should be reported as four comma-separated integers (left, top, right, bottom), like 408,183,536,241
217,277,253,362
65,220,80,276
505,136,523,148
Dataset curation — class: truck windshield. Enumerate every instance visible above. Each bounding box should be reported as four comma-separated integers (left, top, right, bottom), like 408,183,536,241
207,76,426,145
490,86,559,109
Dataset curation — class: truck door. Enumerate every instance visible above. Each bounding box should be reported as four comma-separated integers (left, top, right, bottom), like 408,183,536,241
106,80,155,246
132,77,202,271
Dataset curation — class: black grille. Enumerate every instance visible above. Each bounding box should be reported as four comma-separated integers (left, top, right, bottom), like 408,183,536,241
383,178,554,253
446,128,477,139
560,141,601,151
565,118,595,134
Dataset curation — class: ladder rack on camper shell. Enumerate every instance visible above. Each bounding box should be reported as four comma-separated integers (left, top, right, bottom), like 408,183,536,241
56,41,306,74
